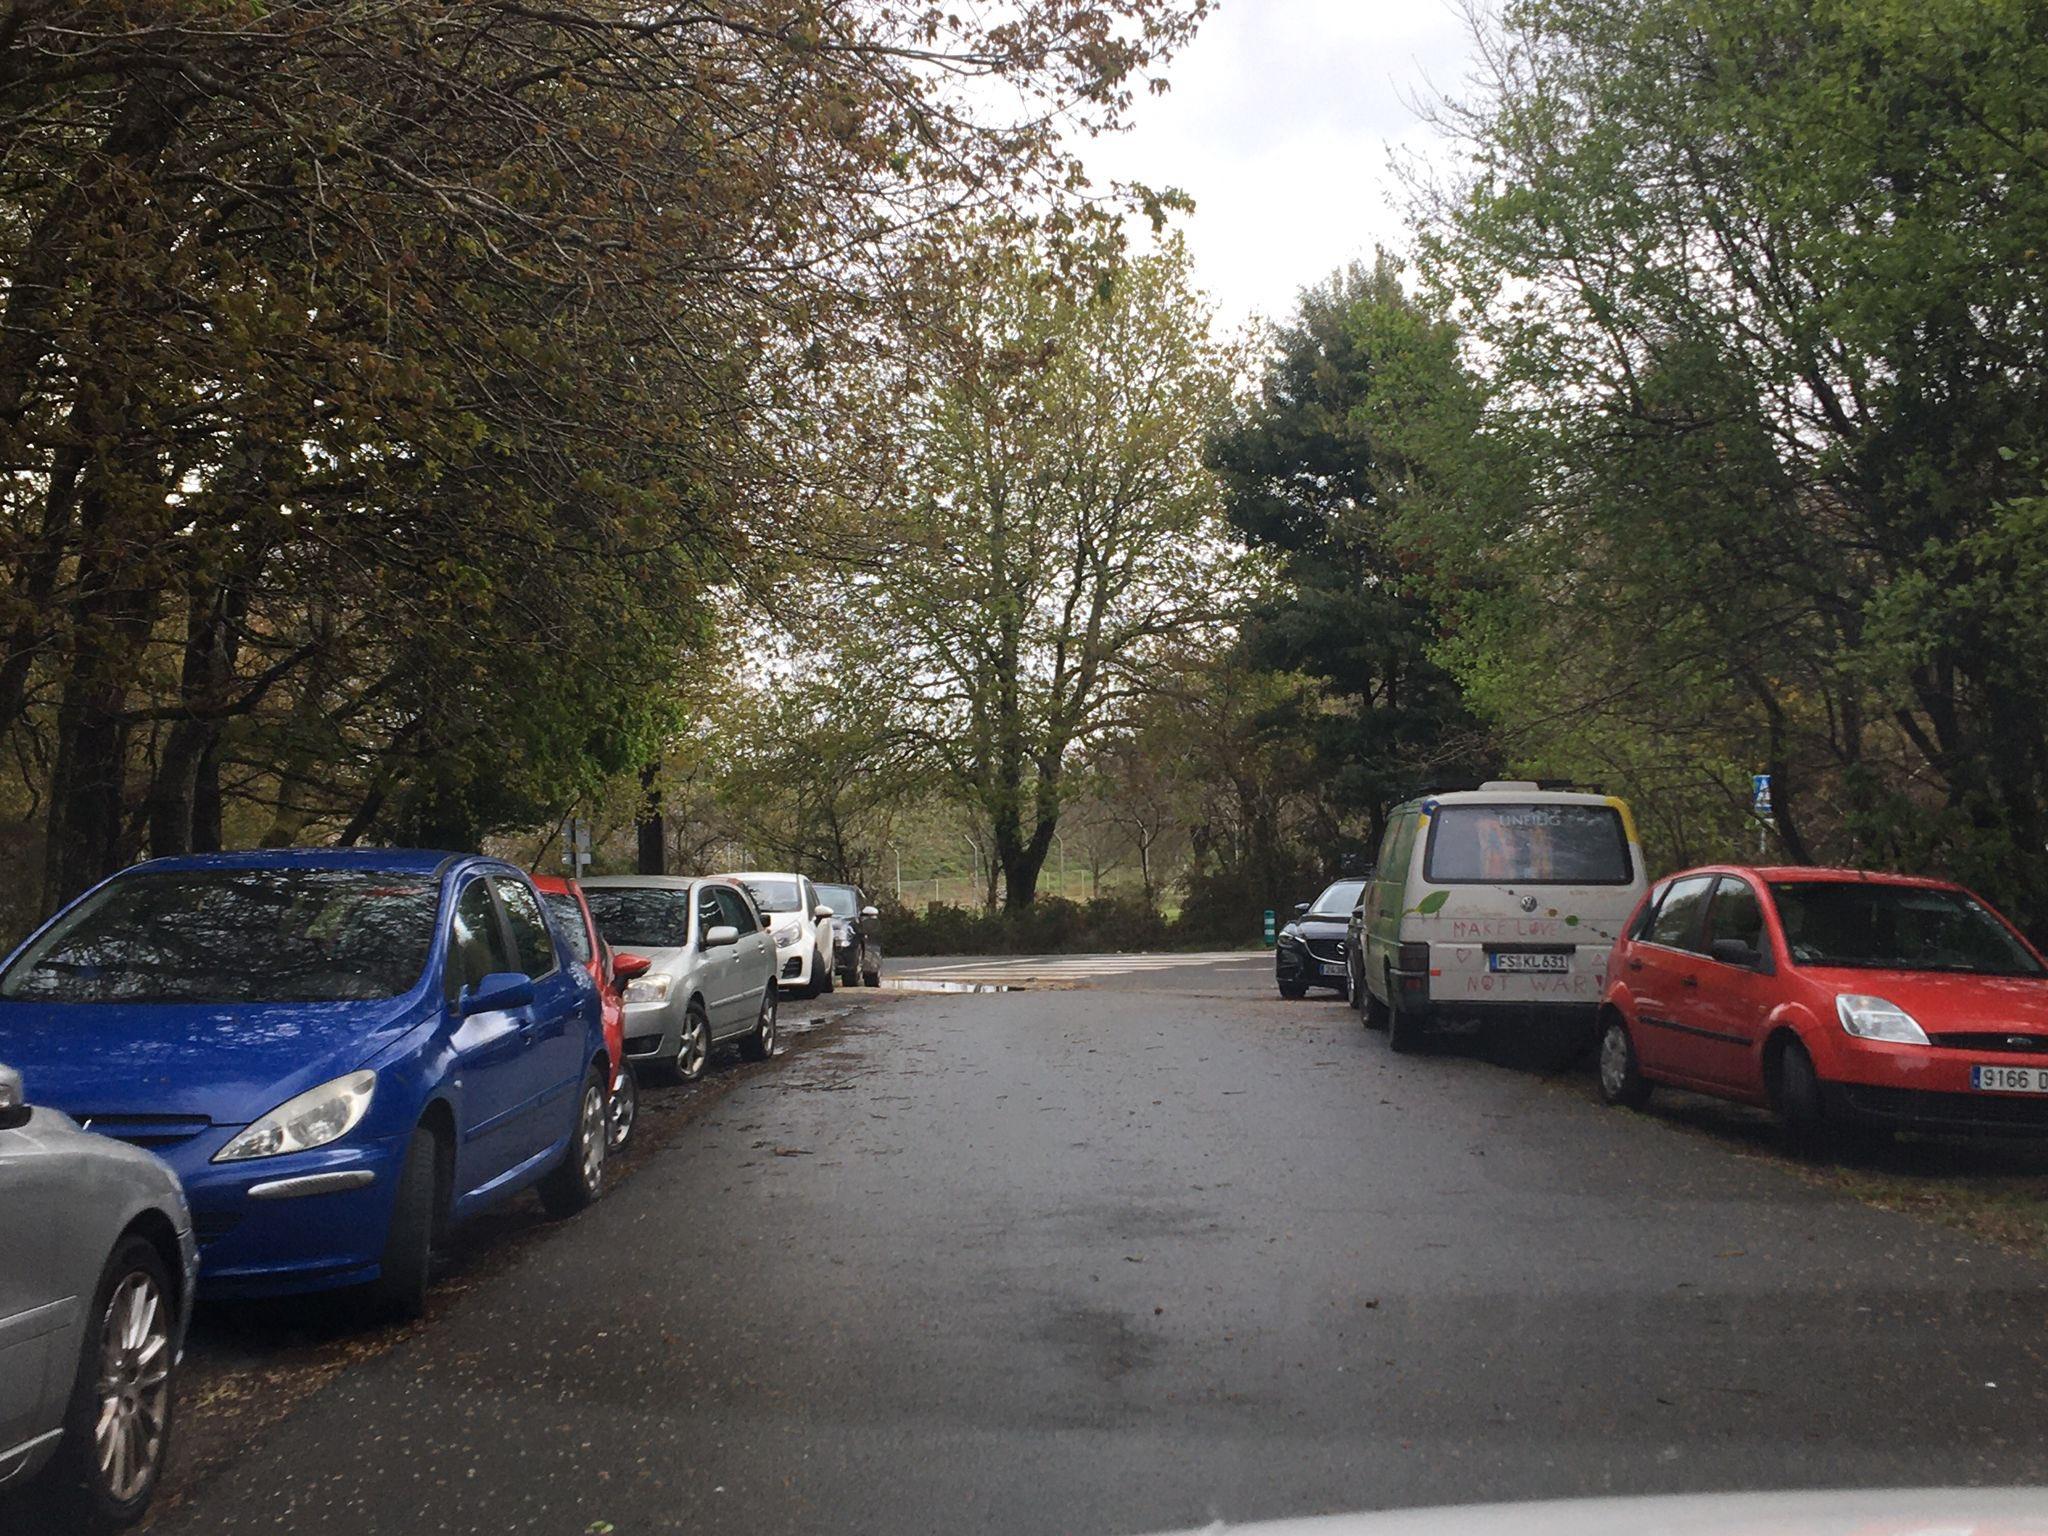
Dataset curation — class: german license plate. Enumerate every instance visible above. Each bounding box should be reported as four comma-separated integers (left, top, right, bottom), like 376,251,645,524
1489,951,1568,974
1972,1064,2048,1094
1318,961,1346,977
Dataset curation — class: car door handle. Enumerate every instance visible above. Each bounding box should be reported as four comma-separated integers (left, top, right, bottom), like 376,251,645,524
1626,958,1643,971
1679,974,1698,988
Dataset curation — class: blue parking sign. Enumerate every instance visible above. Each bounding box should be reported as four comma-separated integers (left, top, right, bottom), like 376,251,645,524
1752,773,1772,816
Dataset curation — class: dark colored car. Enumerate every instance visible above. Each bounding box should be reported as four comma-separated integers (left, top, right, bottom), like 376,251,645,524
0,849,612,1317
816,882,882,987
1599,864,2048,1144
1276,877,1367,999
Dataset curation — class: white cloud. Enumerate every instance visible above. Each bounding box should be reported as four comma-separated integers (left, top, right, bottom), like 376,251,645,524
1076,0,1481,328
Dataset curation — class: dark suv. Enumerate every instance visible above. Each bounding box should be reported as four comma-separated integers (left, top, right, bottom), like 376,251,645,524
817,882,882,987
1275,876,1368,999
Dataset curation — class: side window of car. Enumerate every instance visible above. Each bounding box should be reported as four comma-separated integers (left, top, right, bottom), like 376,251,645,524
716,886,756,935
697,885,723,944
1627,882,1668,940
1646,874,1715,952
1705,877,1766,953
492,877,559,979
448,879,513,1003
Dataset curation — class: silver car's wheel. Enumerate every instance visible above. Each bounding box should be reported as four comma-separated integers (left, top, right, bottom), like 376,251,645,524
608,1064,638,1153
675,1006,710,1082
96,1269,172,1504
33,1234,179,1530
743,982,778,1061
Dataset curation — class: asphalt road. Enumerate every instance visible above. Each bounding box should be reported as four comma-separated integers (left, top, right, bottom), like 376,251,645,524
125,956,2048,1533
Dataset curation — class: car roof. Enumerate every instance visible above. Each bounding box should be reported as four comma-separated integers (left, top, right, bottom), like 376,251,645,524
1659,864,1967,891
1407,788,1617,808
131,847,465,877
728,870,802,882
578,874,704,889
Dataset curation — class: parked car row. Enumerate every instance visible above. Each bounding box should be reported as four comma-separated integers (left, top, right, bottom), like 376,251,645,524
0,848,883,1530
1279,780,2048,1148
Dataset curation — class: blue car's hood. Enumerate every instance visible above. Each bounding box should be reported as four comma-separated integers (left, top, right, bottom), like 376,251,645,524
0,994,427,1125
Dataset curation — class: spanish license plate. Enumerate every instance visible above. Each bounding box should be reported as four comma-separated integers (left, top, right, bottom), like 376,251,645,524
1489,951,1569,974
1318,961,1346,977
1972,1064,2048,1094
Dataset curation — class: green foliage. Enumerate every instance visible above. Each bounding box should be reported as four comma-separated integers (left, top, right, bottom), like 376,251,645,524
1200,256,1491,899
817,229,1245,911
0,0,1209,908
1413,0,2048,926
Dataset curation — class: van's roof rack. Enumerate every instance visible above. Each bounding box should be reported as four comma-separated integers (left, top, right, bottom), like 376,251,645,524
1413,777,1606,797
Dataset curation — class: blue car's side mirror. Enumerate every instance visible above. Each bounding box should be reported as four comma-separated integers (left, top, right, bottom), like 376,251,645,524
460,972,535,1016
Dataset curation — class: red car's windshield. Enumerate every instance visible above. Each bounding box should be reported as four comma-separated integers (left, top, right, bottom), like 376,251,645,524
1771,881,2044,976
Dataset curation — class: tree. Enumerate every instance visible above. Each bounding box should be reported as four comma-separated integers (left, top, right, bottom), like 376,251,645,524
1206,256,1492,853
826,231,1245,912
1414,0,2048,925
0,0,1209,914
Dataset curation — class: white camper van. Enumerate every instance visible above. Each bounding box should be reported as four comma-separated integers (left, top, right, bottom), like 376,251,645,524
1357,782,1649,1054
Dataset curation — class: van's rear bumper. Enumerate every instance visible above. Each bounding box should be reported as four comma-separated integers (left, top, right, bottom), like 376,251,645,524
1408,999,1602,1028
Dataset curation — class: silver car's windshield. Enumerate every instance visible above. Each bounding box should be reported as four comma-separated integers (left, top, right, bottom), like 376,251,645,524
584,888,692,949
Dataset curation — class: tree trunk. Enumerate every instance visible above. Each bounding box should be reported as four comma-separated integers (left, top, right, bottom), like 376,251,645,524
996,814,1057,914
44,683,133,911
636,759,666,875
145,576,246,856
40,457,164,910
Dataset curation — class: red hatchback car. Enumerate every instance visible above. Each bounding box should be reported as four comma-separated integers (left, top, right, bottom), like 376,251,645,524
533,875,651,1154
1598,865,2048,1142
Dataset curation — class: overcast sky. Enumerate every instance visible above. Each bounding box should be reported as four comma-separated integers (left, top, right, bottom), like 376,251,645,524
1076,0,1481,331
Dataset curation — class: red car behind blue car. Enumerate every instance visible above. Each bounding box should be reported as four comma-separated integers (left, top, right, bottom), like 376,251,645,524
0,849,613,1317
1598,865,2048,1142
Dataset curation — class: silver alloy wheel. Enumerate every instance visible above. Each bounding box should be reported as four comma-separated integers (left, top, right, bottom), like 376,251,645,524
1599,1021,1630,1097
759,985,777,1054
578,1082,606,1194
677,1011,709,1079
95,1269,171,1504
607,1067,636,1152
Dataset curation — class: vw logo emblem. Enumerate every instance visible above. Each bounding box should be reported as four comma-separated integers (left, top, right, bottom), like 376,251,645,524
1519,895,1538,913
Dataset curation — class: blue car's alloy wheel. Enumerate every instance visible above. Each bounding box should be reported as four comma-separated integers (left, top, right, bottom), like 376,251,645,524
540,1064,607,1218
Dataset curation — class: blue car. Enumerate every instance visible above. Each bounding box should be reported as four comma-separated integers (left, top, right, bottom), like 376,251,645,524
0,849,612,1317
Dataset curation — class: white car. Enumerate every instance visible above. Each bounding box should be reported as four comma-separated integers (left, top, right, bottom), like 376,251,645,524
731,871,835,997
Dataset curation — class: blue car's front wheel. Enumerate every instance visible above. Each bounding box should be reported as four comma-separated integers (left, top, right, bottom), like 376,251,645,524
362,1127,441,1324
539,1063,607,1218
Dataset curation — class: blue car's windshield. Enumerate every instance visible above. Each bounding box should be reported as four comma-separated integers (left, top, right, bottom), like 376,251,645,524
0,869,440,1004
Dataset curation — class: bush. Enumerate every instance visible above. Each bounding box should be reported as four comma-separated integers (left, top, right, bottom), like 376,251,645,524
880,893,1241,956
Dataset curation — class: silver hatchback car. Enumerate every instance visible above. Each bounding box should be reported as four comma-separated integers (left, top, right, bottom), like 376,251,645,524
0,1063,198,1533
579,876,780,1082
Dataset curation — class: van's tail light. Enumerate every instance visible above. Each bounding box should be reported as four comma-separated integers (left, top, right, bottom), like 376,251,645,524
1397,941,1430,995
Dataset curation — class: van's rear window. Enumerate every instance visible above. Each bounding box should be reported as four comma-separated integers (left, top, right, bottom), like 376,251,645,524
1424,804,1632,885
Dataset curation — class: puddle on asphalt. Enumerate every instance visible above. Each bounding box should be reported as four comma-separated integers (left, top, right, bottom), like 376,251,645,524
877,977,1021,993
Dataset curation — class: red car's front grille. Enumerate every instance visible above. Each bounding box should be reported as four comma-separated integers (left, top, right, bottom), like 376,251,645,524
1928,1031,2048,1053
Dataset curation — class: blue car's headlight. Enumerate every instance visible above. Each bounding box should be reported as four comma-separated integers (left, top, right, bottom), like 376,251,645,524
214,1071,377,1163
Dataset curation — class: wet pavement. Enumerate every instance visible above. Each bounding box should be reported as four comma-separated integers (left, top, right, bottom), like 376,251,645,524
94,958,2048,1531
